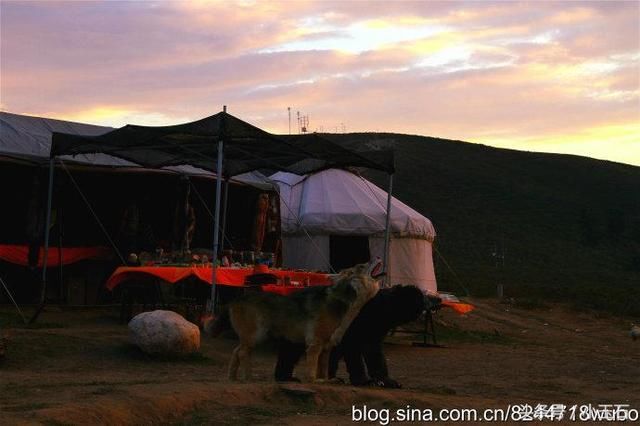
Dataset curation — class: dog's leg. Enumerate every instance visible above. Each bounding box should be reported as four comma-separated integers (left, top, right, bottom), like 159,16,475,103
240,346,253,381
275,340,306,382
318,348,331,380
228,345,242,380
228,342,253,381
231,344,253,381
305,343,323,382
330,302,364,347
328,345,342,380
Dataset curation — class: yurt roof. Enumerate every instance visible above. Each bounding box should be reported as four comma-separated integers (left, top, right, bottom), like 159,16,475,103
270,169,435,239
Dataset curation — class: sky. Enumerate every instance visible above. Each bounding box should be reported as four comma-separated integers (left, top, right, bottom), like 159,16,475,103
1,0,639,166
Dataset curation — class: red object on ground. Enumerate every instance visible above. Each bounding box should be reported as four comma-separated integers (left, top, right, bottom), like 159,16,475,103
441,300,475,314
0,245,111,267
105,266,332,291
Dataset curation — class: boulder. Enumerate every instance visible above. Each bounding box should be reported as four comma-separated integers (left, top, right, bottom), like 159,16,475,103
128,310,200,355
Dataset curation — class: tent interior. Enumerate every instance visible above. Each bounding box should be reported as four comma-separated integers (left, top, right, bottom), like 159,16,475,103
0,112,279,305
0,161,279,305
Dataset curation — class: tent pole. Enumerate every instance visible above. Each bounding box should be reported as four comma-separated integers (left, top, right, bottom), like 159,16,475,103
382,173,393,288
209,140,224,314
58,212,63,302
30,158,55,323
219,178,230,254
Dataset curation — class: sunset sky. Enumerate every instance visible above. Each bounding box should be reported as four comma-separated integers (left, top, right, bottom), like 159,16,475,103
1,1,639,166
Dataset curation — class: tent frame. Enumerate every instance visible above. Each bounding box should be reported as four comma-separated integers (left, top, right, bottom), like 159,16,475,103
382,174,393,287
209,107,225,312
37,107,395,319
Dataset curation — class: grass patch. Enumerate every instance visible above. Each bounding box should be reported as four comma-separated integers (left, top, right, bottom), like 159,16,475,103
23,322,67,330
429,385,457,395
90,386,117,396
3,402,51,412
42,421,74,426
436,326,514,345
236,405,279,418
111,343,218,364
510,297,549,310
394,322,515,345
4,332,102,366
5,329,217,369
176,408,211,426
175,403,281,426
415,384,457,395
85,380,112,386
0,311,65,329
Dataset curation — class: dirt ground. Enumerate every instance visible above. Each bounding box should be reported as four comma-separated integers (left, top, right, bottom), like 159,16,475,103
1,298,638,425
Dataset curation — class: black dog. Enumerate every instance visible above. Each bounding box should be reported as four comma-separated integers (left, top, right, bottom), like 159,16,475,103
275,285,425,388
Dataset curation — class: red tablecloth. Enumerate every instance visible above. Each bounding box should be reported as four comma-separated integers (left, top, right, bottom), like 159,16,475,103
441,300,475,314
105,266,474,311
105,265,332,291
0,245,111,267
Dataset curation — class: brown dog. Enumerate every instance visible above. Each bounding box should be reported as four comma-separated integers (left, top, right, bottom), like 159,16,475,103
207,260,380,382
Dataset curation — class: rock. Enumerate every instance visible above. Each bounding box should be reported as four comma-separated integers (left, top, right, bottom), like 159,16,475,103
128,310,200,355
630,325,640,341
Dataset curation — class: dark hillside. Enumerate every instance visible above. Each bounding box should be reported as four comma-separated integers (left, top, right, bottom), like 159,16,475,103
327,133,640,316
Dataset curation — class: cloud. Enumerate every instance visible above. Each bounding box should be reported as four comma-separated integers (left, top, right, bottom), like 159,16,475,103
1,0,638,165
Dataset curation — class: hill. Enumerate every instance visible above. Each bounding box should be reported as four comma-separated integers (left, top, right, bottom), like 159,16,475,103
326,133,640,316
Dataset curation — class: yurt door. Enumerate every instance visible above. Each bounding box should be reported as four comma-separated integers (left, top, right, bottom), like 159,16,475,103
329,235,370,272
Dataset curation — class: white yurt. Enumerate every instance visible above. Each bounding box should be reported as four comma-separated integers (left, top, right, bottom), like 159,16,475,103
270,169,437,293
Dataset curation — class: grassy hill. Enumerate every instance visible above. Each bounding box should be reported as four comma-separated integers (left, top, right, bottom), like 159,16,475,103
327,133,640,316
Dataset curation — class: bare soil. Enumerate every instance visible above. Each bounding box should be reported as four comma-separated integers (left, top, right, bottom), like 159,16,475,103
1,299,638,425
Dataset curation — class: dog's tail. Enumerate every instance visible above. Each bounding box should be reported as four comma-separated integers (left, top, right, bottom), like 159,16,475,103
201,307,231,337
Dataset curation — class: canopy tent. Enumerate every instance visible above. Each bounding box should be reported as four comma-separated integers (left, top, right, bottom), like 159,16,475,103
270,169,437,293
47,108,396,313
0,111,270,187
50,110,393,176
0,112,275,310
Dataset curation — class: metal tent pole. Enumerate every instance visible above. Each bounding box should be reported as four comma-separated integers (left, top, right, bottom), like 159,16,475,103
382,173,394,287
30,158,55,323
219,178,230,254
209,141,224,314
209,106,226,314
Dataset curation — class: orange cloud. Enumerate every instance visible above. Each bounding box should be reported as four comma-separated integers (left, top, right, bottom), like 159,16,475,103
482,122,640,166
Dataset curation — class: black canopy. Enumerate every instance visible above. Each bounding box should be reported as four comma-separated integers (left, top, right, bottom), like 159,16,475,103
278,133,394,175
51,111,394,176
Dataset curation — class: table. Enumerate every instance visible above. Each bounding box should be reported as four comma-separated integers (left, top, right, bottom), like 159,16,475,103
105,265,332,292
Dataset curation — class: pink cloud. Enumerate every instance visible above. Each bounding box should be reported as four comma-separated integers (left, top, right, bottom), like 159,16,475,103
1,0,638,165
